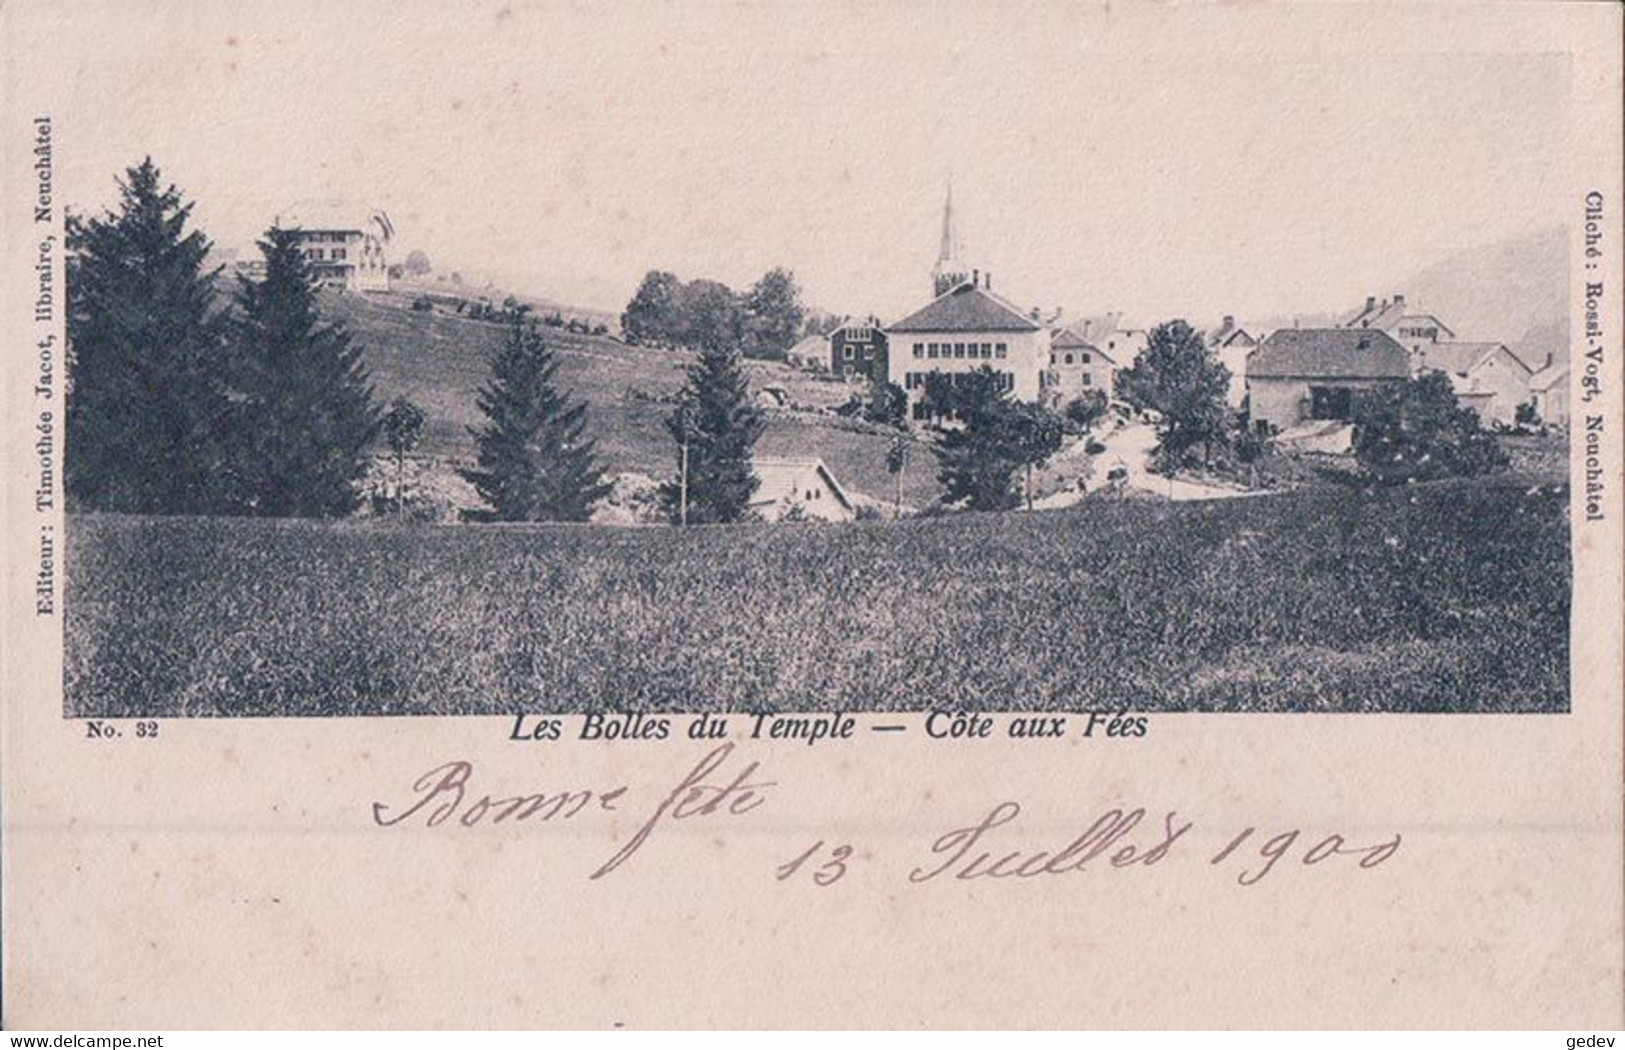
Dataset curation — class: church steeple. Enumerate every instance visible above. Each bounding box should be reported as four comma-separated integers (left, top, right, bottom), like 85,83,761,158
932,183,971,297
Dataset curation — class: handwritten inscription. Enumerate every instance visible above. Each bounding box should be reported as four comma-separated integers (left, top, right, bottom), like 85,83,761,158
370,745,1401,887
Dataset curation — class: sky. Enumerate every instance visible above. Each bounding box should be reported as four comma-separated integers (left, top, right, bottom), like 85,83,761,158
36,1,1573,327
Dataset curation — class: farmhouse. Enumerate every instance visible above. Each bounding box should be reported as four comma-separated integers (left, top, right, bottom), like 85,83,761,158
1247,328,1409,431
1528,359,1570,427
750,458,855,522
1099,327,1148,368
1041,326,1115,402
1414,341,1535,426
1341,293,1457,365
830,317,888,382
1207,315,1258,407
275,200,396,292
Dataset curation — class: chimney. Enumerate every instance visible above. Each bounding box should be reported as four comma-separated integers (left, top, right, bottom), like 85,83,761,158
1029,307,1040,321
985,272,992,291
1546,351,1554,368
1394,294,1406,308
1223,314,1235,327
972,268,980,288
1365,296,1376,311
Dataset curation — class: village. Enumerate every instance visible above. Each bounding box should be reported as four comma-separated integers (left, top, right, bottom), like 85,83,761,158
248,187,1569,526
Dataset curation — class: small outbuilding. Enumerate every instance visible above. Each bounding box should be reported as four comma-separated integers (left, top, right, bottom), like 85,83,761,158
750,457,856,523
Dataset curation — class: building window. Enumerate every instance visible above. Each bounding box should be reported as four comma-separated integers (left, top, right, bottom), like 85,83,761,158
954,343,965,358
1082,374,1092,387
844,346,854,360
995,343,1008,359
1081,353,1091,364
913,343,924,358
332,249,347,261
980,343,991,358
1064,353,1074,365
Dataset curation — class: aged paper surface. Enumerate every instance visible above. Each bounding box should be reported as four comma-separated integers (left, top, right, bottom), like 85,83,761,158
2,0,1621,1030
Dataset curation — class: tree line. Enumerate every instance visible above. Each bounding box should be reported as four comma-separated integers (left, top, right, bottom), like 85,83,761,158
66,158,777,526
68,159,378,517
621,267,806,360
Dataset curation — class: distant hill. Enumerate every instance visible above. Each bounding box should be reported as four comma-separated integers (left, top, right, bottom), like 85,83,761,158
320,288,943,511
1402,225,1568,366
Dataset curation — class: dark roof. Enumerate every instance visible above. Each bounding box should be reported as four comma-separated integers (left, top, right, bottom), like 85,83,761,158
886,282,1040,334
1250,328,1409,379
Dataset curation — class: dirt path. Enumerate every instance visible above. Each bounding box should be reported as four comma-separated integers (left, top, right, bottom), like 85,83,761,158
1035,421,1261,508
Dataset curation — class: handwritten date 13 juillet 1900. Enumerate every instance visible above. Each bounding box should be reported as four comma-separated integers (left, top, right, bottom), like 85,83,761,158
370,722,1403,888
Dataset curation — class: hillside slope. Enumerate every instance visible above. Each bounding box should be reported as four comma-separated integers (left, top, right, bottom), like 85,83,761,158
1402,225,1567,365
320,289,943,508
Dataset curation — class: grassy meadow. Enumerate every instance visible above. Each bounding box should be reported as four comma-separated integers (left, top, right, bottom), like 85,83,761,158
65,477,1570,717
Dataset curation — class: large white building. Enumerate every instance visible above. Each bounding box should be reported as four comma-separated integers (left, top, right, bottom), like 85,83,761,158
886,189,1051,419
275,200,396,292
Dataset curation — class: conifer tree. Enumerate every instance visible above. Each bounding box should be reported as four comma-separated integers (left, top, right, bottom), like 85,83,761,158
663,341,764,524
65,158,231,513
461,316,609,521
230,227,379,516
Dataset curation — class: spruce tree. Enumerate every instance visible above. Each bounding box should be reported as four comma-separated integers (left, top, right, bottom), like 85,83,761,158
230,227,379,517
461,316,609,521
65,158,231,513
663,341,764,524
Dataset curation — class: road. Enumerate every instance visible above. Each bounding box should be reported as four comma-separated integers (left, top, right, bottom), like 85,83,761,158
1034,420,1260,508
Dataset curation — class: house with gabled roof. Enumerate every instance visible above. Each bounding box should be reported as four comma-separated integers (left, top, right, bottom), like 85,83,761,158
829,316,888,382
275,199,395,292
1207,315,1258,407
749,458,855,522
1042,326,1115,403
1341,293,1457,364
884,188,1051,420
1528,358,1569,427
1413,341,1535,426
1248,328,1409,431
887,280,1050,418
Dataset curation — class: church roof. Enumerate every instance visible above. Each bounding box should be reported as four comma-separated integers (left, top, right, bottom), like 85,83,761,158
934,184,968,275
887,282,1041,334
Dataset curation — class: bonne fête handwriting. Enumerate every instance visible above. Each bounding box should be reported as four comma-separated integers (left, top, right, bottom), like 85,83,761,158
369,743,1400,886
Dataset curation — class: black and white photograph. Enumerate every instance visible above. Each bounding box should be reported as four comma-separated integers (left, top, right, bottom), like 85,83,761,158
47,4,1576,718
6,0,1623,1036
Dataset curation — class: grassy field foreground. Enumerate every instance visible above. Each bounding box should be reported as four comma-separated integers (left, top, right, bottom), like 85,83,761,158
65,479,1570,716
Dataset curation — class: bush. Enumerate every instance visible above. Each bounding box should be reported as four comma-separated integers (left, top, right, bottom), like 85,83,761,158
1352,373,1509,485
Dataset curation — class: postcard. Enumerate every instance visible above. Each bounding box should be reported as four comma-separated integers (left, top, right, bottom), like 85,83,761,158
1,0,1621,1030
